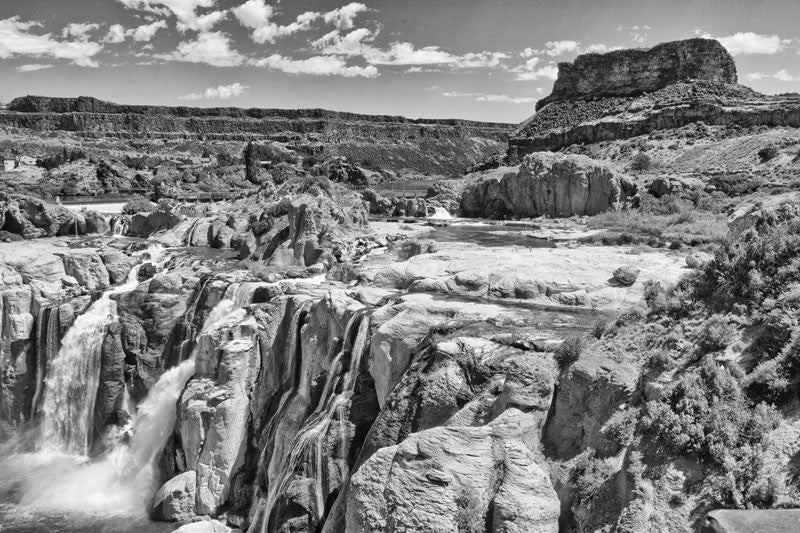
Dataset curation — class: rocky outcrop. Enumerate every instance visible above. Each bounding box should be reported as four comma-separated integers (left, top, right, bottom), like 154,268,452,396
362,189,428,218
461,153,635,218
128,204,185,238
0,192,109,239
509,39,800,156
537,38,736,109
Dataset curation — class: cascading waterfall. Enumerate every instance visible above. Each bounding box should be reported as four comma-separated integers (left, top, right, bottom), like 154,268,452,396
6,275,257,516
30,304,60,419
249,309,371,532
110,215,130,237
428,205,453,219
38,245,166,456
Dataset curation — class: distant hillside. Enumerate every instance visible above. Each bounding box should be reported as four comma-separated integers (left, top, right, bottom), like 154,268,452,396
0,95,513,178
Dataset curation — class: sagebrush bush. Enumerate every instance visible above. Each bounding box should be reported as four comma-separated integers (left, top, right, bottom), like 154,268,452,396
630,152,653,171
453,485,485,533
555,336,586,369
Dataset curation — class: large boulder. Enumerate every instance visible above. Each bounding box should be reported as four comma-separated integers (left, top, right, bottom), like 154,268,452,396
0,192,74,239
461,153,635,219
152,470,197,521
128,204,185,237
346,426,560,533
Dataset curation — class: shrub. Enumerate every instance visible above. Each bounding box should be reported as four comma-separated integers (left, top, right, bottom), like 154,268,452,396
630,152,653,172
122,194,155,214
697,314,736,355
758,145,778,163
555,336,586,369
453,485,485,533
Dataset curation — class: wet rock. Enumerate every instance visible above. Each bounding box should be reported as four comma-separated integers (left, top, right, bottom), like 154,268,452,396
152,470,197,521
58,250,111,291
100,250,136,284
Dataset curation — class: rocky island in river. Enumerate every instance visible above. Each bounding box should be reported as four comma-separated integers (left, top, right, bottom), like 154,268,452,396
2,33,800,533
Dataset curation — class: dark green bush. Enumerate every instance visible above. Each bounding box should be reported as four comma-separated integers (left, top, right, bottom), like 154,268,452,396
555,336,586,369
630,152,653,171
122,194,155,214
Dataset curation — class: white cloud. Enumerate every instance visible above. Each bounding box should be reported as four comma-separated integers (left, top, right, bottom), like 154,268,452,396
179,82,249,100
62,22,99,40
17,63,53,72
515,64,558,81
520,47,536,58
0,16,103,67
583,43,623,54
744,69,800,82
707,32,786,55
157,31,244,66
313,29,508,69
251,53,378,77
131,20,168,41
104,24,127,43
443,91,536,104
178,10,226,32
544,40,579,56
117,0,219,31
233,0,319,44
323,3,368,30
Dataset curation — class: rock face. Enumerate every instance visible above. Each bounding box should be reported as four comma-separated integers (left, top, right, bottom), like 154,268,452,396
537,38,736,109
461,152,635,218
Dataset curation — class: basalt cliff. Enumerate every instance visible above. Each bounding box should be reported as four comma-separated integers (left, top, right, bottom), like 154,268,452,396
509,38,800,158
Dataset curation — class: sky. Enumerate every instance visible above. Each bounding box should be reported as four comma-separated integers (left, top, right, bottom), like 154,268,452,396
0,0,799,123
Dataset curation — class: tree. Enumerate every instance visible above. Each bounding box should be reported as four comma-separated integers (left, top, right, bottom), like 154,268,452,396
243,142,261,184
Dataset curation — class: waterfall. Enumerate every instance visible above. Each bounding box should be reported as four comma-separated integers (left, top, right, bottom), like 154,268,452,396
38,245,166,456
249,309,371,532
428,205,453,219
110,215,130,237
7,275,256,515
31,305,60,419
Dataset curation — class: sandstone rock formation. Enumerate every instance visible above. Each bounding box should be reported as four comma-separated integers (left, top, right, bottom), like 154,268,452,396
461,152,636,218
0,192,108,239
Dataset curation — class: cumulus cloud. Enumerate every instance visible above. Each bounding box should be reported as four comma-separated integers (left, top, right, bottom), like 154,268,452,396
323,3,368,30
178,82,249,100
0,16,103,67
251,53,378,77
62,22,100,40
442,91,536,104
116,0,219,32
544,40,579,56
511,57,558,81
131,20,168,41
104,24,127,43
744,69,800,82
705,32,787,55
157,31,244,66
616,25,651,44
233,0,319,44
312,29,508,69
17,63,53,72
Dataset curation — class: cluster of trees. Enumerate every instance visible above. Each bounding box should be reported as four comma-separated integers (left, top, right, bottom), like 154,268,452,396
36,147,86,170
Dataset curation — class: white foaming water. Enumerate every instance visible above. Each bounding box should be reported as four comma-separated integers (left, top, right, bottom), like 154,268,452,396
39,245,166,456
428,205,453,219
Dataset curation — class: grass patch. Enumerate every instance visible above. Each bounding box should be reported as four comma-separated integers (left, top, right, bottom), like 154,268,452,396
586,193,728,245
